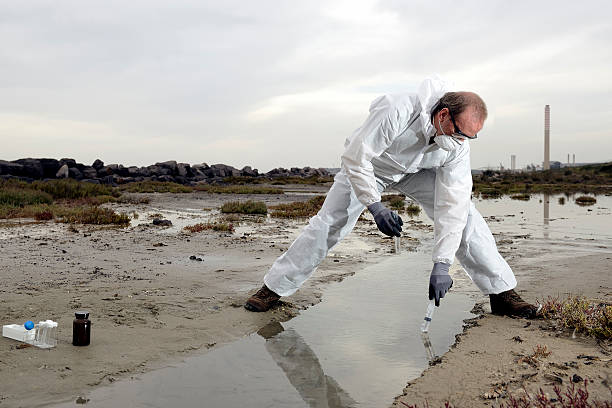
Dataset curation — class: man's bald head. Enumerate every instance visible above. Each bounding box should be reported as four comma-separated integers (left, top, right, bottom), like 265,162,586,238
432,91,488,122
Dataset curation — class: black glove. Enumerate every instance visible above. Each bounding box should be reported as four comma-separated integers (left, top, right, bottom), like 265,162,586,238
429,262,453,307
367,202,403,237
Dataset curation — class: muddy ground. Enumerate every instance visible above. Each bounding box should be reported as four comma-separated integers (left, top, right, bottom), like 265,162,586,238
0,186,610,407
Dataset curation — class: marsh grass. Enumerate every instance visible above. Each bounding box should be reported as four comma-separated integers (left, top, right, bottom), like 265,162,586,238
194,185,284,194
220,200,268,215
383,194,406,210
118,181,192,193
575,196,596,206
183,222,234,233
269,195,326,218
498,380,611,408
511,193,531,201
0,188,53,207
540,296,612,340
56,206,130,225
223,175,334,185
405,202,422,216
0,180,129,225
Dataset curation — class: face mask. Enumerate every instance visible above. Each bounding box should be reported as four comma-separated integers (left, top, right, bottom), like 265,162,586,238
434,118,462,151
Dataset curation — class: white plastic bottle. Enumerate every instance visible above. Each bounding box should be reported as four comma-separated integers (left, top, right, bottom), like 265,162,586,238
394,236,401,254
420,300,436,333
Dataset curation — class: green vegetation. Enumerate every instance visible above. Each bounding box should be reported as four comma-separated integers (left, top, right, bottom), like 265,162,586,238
0,187,53,207
473,162,612,198
194,185,284,194
383,194,405,210
223,175,334,185
118,181,192,193
183,222,235,233
510,193,530,201
405,202,421,216
0,179,129,225
541,296,612,340
220,200,268,215
269,195,326,218
575,195,596,206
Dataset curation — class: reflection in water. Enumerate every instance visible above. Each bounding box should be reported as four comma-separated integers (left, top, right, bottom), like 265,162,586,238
259,322,357,408
543,193,550,239
420,333,438,364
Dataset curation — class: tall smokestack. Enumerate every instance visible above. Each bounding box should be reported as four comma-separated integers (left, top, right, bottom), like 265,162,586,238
573,154,575,165
568,154,570,165
544,105,550,170
511,155,516,171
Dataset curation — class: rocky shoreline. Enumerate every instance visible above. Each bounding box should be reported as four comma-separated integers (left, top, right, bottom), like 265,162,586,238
0,158,333,185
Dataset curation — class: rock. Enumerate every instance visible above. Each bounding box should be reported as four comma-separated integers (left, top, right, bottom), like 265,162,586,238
572,374,583,383
152,219,172,227
56,164,69,178
92,159,105,170
69,167,83,180
0,160,24,176
177,163,191,177
13,158,44,178
156,161,178,174
59,158,77,167
81,167,98,179
240,166,258,177
38,158,61,178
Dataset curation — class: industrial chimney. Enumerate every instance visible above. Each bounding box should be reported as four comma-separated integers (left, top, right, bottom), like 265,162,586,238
544,105,550,170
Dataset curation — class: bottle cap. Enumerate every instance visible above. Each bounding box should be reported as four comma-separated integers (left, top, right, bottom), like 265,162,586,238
24,320,34,330
75,311,89,319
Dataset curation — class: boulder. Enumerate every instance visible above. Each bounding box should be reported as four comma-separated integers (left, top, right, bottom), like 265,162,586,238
81,167,98,179
0,160,24,176
92,159,105,170
156,161,178,175
59,158,77,167
56,164,69,178
177,163,191,177
240,166,258,177
13,158,44,178
68,167,83,180
38,158,61,178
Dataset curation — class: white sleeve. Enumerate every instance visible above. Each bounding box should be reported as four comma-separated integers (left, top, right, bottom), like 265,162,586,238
432,143,473,264
340,96,411,207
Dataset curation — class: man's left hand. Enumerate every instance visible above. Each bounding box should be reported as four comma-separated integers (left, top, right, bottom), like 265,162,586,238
429,262,453,306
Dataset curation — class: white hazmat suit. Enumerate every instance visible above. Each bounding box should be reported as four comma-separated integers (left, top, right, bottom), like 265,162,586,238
264,77,517,297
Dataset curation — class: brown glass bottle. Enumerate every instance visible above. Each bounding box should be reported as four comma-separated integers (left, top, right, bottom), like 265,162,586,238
72,311,91,346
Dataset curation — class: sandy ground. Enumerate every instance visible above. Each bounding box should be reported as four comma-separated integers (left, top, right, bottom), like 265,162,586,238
0,187,610,407
394,241,612,407
0,187,430,407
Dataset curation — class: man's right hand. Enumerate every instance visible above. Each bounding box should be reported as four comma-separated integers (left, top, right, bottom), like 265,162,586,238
367,202,403,237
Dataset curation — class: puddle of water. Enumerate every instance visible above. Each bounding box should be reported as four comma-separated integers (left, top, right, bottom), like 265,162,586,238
50,248,474,408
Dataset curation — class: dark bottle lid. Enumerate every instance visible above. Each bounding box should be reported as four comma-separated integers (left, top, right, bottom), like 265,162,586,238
75,311,90,319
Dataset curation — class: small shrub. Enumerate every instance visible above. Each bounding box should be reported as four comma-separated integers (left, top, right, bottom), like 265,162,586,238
499,380,610,408
383,194,405,210
405,203,421,217
118,181,192,193
183,222,234,233
34,210,54,221
194,185,284,194
540,296,612,340
575,196,596,206
220,200,267,215
31,179,117,199
58,207,130,226
0,188,53,207
269,195,326,218
558,197,566,205
510,193,530,201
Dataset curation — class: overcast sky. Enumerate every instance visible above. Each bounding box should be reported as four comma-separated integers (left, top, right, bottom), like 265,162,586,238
1,0,611,171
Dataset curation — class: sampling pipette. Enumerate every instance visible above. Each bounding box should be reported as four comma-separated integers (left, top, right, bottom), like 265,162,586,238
420,299,436,333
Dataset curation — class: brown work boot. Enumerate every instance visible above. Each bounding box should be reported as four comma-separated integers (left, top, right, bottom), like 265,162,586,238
490,289,542,319
245,284,281,312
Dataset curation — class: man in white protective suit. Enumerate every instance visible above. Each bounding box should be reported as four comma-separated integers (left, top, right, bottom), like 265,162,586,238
245,77,540,318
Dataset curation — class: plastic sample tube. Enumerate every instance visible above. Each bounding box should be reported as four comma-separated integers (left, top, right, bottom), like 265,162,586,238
420,299,436,333
394,236,401,254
